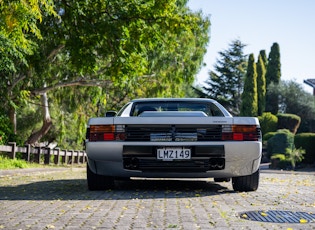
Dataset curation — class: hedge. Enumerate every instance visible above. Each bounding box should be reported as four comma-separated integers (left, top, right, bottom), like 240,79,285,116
294,133,315,164
266,129,294,158
258,112,278,137
277,113,301,134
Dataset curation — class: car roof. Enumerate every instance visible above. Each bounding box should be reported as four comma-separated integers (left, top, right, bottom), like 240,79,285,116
131,98,218,103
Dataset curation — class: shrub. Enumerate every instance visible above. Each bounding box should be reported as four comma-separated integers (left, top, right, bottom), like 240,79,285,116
294,133,315,164
270,154,289,169
267,129,294,158
263,132,276,142
277,113,301,134
258,112,278,137
286,147,305,169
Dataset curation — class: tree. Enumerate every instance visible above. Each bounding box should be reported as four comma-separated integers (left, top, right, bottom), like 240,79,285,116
267,80,315,132
0,0,57,137
0,0,57,73
199,39,247,115
265,43,281,114
256,51,267,115
1,0,210,147
266,43,281,86
240,53,258,116
259,50,268,70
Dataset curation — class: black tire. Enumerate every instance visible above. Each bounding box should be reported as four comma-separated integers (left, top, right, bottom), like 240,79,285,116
87,163,114,190
232,169,260,192
214,178,231,182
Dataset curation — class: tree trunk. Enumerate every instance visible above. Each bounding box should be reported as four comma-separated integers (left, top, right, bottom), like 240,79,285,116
25,91,52,145
9,106,17,134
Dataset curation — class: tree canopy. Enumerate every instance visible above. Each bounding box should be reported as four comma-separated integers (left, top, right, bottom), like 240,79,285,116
199,39,247,115
0,0,210,148
268,80,315,132
266,42,281,86
0,0,57,72
256,51,267,115
240,53,258,116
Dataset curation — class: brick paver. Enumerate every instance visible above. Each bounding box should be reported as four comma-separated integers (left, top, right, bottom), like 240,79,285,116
0,167,314,229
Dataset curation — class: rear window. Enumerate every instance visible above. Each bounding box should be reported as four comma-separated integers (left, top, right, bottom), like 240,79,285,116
130,101,224,117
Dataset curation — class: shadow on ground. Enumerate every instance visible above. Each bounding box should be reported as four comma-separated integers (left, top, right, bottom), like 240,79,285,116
0,178,232,201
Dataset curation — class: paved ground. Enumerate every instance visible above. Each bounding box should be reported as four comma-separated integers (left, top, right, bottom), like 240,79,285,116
0,166,314,230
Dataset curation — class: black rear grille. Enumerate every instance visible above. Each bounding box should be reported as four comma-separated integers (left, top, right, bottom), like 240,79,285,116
125,124,222,141
123,157,225,172
138,159,212,172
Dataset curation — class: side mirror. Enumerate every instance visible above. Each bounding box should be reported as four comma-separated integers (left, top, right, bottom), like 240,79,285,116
105,111,117,117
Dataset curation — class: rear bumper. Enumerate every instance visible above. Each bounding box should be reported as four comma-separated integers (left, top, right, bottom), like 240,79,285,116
86,141,262,178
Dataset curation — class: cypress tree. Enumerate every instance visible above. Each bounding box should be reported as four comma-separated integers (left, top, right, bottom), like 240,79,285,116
265,43,281,114
257,52,266,115
240,54,258,116
266,43,281,86
259,50,268,69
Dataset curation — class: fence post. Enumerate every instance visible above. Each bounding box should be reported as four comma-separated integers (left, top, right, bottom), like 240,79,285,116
44,147,51,165
25,144,31,162
74,151,79,164
82,152,86,164
78,151,83,164
35,147,41,164
62,150,67,164
70,150,74,165
54,148,60,165
8,142,16,159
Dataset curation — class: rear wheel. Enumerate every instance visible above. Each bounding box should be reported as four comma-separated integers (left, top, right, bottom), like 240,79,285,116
87,163,114,190
232,170,260,192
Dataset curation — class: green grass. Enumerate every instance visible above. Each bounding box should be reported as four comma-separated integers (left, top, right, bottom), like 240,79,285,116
0,155,43,169
0,155,85,170
0,155,29,169
0,155,44,169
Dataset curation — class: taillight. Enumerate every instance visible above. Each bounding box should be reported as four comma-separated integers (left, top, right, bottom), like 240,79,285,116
222,125,260,141
88,125,125,141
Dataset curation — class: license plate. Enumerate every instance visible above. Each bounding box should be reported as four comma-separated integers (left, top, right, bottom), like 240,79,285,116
157,147,191,161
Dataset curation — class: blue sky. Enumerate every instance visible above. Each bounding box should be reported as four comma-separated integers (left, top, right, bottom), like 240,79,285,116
188,0,315,94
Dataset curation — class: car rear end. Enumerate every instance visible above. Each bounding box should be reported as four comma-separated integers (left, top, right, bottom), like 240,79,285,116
85,116,262,179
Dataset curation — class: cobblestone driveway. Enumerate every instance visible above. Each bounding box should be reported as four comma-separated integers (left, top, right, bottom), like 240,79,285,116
0,167,314,230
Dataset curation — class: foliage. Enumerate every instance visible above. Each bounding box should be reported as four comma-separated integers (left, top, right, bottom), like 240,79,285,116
286,147,305,169
256,52,266,115
265,83,279,115
1,0,210,148
277,113,301,134
263,132,277,142
294,133,315,164
267,129,294,157
0,0,57,72
0,155,29,169
240,53,258,116
258,112,278,137
0,114,18,145
265,43,281,114
265,42,281,86
270,153,288,169
259,50,268,69
267,80,315,132
270,147,305,170
0,154,57,169
198,39,247,115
